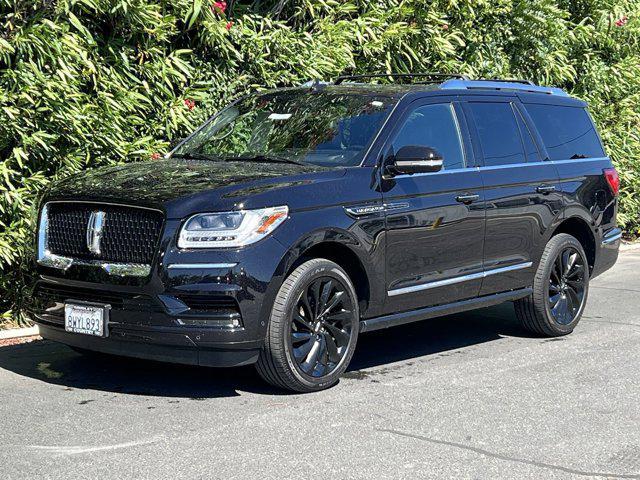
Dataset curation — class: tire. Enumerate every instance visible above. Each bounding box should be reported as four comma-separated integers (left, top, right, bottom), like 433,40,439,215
256,258,359,392
515,233,589,336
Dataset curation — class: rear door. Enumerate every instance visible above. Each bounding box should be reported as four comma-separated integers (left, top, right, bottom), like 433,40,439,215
381,97,485,313
522,100,616,274
522,100,613,221
462,96,563,295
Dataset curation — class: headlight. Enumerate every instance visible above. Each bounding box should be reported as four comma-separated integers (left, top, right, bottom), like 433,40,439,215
178,206,289,249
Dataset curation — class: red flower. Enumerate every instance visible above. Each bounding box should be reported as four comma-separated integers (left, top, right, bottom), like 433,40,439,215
184,98,196,111
151,152,161,160
615,15,628,27
211,1,226,14
225,20,233,30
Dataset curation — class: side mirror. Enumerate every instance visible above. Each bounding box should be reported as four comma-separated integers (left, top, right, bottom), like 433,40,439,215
389,145,443,175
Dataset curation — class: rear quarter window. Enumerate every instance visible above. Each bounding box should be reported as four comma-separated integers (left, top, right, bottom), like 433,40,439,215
524,104,605,160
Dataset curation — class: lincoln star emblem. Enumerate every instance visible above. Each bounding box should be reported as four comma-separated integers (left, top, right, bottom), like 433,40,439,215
86,211,106,255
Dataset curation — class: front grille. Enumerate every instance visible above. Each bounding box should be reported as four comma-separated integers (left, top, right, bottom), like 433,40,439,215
46,203,164,264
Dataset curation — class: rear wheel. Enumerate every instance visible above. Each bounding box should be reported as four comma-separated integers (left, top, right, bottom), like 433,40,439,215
256,258,359,392
515,233,589,336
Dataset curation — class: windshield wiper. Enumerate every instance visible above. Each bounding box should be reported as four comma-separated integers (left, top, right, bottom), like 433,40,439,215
225,154,306,166
171,152,221,161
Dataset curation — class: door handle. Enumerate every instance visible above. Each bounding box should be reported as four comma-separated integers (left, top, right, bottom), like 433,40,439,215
536,185,556,194
455,193,480,204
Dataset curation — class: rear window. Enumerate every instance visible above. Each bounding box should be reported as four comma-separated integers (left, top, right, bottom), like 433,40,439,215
524,104,605,160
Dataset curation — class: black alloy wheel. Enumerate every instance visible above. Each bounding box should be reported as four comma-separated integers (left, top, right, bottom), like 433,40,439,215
515,233,589,337
548,245,587,325
289,276,355,378
256,258,359,392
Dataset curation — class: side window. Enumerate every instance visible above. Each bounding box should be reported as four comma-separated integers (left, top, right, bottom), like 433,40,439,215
524,104,606,160
514,107,542,162
467,102,525,166
391,103,465,170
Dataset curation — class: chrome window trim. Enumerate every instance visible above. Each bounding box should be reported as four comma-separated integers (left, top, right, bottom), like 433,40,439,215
388,261,533,297
391,166,479,179
549,156,609,166
167,263,238,269
359,94,404,167
476,156,609,171
478,161,541,171
390,157,610,178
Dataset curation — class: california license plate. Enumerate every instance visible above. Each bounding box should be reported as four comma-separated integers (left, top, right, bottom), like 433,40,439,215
64,303,109,337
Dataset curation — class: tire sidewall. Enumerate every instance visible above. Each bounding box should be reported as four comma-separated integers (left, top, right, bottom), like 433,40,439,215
275,260,359,391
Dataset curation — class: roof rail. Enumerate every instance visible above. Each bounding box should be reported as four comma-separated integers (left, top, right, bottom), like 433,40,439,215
335,73,469,85
481,78,535,86
299,79,331,90
440,79,568,96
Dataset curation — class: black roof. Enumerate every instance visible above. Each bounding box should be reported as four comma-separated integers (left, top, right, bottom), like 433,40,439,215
289,78,584,106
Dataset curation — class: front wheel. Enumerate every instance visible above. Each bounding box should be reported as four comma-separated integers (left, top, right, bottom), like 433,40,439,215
515,233,589,336
256,258,359,392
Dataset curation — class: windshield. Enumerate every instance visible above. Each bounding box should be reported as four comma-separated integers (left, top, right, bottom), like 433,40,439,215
173,90,395,167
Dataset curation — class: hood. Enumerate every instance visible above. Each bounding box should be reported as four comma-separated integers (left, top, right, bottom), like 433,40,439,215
46,158,342,218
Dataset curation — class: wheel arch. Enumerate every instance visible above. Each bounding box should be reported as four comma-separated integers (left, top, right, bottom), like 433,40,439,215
287,241,371,312
550,216,596,273
256,224,384,346
273,227,384,317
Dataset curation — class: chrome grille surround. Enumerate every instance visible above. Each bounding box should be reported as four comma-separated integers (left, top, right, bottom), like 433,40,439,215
37,202,163,277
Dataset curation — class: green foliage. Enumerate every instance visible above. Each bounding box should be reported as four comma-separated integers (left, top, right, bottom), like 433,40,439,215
1,0,639,323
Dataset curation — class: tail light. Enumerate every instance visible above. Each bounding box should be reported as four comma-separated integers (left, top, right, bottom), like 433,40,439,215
603,167,620,196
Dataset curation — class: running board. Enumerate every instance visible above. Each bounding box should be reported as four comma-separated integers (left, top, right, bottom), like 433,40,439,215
360,288,532,333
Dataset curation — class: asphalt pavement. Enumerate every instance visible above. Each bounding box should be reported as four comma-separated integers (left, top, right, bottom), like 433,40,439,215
1,248,639,479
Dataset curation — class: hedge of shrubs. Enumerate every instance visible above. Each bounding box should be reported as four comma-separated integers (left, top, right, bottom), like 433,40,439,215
1,0,639,324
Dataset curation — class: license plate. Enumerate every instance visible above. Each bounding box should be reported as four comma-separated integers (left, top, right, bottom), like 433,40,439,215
64,302,109,337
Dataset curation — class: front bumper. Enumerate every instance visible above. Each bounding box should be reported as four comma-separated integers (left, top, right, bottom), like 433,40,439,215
37,324,259,367
27,231,290,367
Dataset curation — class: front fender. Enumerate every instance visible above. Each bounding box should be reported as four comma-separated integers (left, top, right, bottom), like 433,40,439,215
257,205,386,327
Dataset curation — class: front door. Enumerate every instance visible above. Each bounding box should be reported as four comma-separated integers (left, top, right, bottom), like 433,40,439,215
381,98,485,313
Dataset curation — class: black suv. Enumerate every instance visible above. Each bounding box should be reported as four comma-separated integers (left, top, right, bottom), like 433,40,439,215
29,74,621,392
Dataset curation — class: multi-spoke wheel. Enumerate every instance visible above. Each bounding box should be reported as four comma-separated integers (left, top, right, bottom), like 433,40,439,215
515,233,589,336
548,245,587,325
256,258,359,392
290,276,355,378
